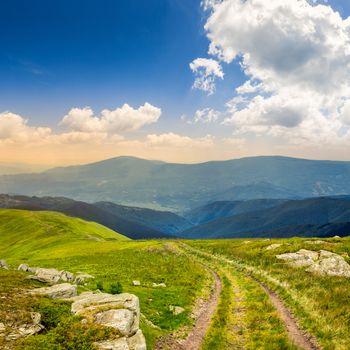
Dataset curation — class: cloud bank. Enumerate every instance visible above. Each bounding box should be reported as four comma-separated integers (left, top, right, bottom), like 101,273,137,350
193,0,350,148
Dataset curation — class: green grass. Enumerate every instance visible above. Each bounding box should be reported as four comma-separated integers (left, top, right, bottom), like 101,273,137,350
0,209,129,259
2,209,350,349
188,237,350,350
0,209,211,348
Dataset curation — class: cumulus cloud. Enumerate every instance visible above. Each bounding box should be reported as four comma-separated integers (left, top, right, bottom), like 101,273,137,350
189,58,224,95
0,112,52,143
61,103,161,133
196,0,350,147
0,102,161,147
146,133,214,148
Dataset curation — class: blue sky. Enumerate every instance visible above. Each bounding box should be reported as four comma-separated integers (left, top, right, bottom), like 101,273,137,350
1,0,350,165
0,0,241,126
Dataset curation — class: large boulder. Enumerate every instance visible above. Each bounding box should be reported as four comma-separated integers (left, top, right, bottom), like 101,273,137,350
277,249,350,277
95,309,135,336
34,268,65,284
69,291,145,349
20,264,94,285
30,283,77,299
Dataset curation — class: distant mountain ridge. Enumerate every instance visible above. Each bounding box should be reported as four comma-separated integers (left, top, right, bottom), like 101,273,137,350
182,197,350,238
1,156,350,210
1,194,350,239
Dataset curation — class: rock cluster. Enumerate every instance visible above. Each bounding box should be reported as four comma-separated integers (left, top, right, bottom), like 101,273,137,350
276,249,350,277
68,291,146,350
18,264,94,285
5,312,43,341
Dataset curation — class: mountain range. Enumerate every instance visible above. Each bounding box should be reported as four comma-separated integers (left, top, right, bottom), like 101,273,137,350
1,156,350,211
1,194,350,239
183,197,350,238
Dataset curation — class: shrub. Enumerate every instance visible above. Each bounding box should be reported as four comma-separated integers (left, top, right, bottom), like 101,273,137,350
96,280,104,291
109,282,123,294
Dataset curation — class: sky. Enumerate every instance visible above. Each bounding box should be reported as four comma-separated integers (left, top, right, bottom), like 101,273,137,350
1,0,350,165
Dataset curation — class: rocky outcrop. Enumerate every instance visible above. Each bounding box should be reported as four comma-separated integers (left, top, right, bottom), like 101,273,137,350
5,312,43,341
0,259,9,270
276,249,350,277
68,291,146,350
18,264,94,285
30,283,77,299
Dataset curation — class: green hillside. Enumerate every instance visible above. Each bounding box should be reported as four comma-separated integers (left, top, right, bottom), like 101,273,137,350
0,209,129,260
0,209,211,348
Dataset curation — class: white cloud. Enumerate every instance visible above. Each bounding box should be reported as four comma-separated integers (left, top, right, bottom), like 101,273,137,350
61,103,161,133
0,102,161,146
197,0,350,147
194,108,220,123
224,94,307,129
201,0,222,11
0,112,52,143
146,133,214,148
235,80,262,94
189,58,224,95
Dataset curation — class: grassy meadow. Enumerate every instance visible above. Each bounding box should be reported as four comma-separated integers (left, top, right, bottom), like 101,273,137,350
1,209,350,349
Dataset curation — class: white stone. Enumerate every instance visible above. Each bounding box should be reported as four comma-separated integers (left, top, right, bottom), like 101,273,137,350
169,305,185,315
95,309,135,336
0,260,9,270
18,263,30,272
30,283,77,299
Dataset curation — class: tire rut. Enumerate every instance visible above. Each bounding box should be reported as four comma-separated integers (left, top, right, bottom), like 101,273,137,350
181,244,321,350
154,261,222,350
257,280,320,350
